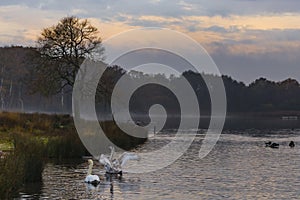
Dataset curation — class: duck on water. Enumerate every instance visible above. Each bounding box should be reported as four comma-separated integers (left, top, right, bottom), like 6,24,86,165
265,141,279,148
265,141,296,149
289,141,295,148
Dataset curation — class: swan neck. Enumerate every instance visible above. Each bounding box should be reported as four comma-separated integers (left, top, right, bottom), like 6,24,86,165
87,163,93,175
109,147,115,160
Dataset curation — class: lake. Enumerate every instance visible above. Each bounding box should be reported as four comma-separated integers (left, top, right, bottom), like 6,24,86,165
17,129,300,199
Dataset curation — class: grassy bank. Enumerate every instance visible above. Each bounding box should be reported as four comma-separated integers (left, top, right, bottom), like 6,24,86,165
0,133,45,198
0,112,147,199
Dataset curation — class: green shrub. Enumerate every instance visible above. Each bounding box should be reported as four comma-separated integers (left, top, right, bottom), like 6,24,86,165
0,133,46,199
46,132,88,159
0,153,24,199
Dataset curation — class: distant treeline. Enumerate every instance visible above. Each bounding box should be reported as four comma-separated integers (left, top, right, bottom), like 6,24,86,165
0,46,299,115
0,46,72,113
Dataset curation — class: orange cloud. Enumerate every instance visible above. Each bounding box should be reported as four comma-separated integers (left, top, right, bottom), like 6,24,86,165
0,4,299,56
182,13,300,30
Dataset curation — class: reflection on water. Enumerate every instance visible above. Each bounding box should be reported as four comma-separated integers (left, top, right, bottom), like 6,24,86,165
18,129,300,199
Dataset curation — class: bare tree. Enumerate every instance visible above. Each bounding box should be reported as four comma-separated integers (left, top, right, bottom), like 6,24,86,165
33,16,104,96
0,72,4,110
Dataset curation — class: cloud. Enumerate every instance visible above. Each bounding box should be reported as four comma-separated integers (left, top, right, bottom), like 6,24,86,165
1,0,300,17
211,47,300,84
0,4,63,45
0,0,299,82
183,0,300,16
1,3,300,52
177,1,198,11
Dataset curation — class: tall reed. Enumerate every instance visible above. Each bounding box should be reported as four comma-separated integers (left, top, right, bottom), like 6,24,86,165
0,133,45,199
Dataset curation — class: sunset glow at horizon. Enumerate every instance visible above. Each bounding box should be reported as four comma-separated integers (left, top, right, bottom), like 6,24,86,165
0,1,299,83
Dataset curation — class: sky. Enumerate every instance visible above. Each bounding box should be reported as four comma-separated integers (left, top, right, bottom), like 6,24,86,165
0,0,299,84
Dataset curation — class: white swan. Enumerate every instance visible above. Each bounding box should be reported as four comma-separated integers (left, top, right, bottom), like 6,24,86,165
84,159,100,185
99,146,140,175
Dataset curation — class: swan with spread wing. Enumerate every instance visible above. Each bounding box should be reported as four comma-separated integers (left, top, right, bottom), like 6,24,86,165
99,146,140,175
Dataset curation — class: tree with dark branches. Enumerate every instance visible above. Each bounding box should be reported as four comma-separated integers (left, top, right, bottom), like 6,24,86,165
32,16,104,96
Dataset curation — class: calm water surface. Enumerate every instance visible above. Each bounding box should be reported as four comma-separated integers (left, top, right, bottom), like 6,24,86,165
18,129,300,199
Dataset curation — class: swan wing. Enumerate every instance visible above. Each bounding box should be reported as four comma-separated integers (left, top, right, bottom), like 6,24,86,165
109,146,115,160
99,154,112,166
118,152,140,167
92,175,100,182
